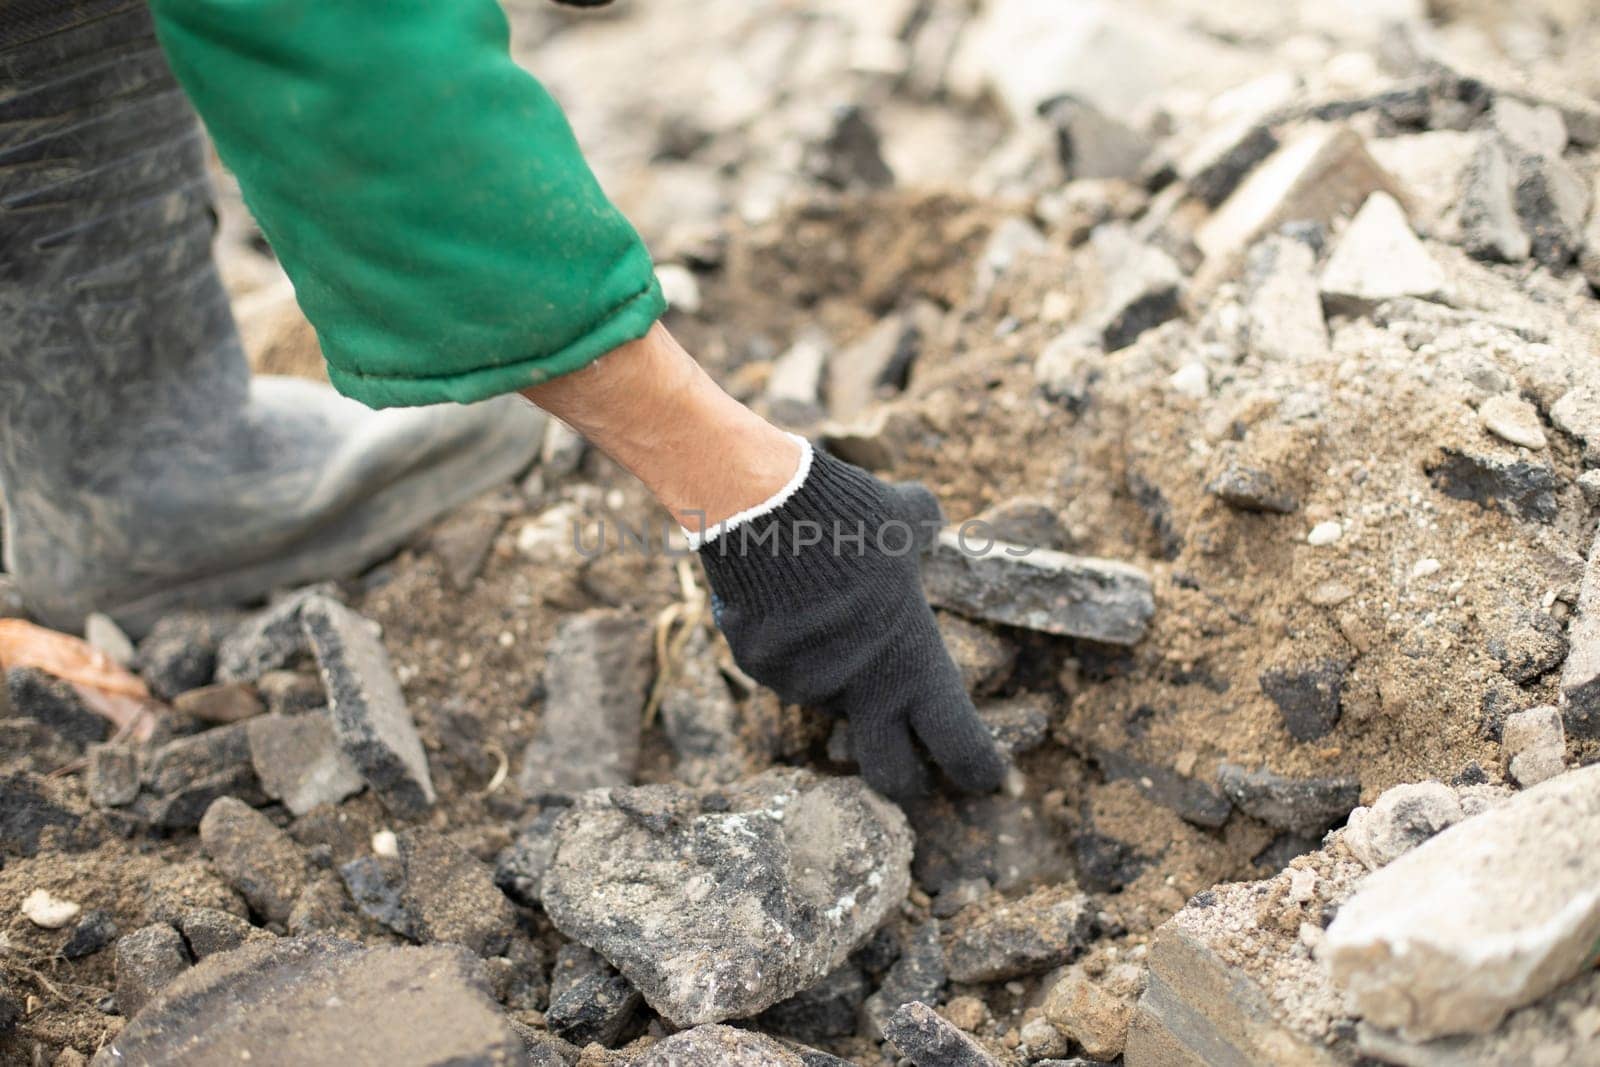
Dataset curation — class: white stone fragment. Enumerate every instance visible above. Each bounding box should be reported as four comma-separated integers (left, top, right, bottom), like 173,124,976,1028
22,888,81,929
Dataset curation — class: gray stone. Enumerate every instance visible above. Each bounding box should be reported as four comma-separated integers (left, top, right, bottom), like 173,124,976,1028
763,963,870,1042
114,923,191,1019
978,695,1051,757
101,936,524,1062
246,711,364,815
140,722,267,829
137,611,235,700
1320,192,1447,313
1326,763,1600,1040
85,743,140,808
1209,462,1299,515
883,1001,1002,1067
540,769,913,1026
1094,746,1233,828
1551,385,1600,465
1126,906,1352,1067
216,586,335,683
540,418,587,478
1090,225,1183,351
659,626,757,788
1034,335,1100,412
825,311,924,421
300,595,435,818
176,906,273,960
6,667,108,747
936,613,1016,697
1562,531,1600,740
1183,118,1280,210
1217,764,1360,834
518,610,652,797
767,332,828,426
1503,705,1566,787
636,1025,807,1067
1460,138,1531,263
1243,235,1329,365
493,803,567,907
172,681,264,725
1426,448,1559,523
85,612,136,667
1478,394,1546,450
199,797,306,925
1343,781,1464,870
339,828,515,957
922,529,1153,645
429,508,503,592
944,885,1094,983
862,920,947,1039
1261,659,1347,742
1044,95,1152,181
545,945,640,1047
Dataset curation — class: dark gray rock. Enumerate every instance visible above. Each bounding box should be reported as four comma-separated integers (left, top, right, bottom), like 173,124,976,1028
972,498,1072,554
339,828,514,957
803,104,894,191
2,771,90,857
61,909,118,960
6,667,108,746
114,923,192,1018
923,530,1154,645
944,886,1095,983
0,718,77,774
862,920,947,1039
245,711,364,816
1183,118,1279,208
176,906,273,960
518,610,653,797
1093,746,1232,828
430,509,503,592
1512,147,1589,268
1260,659,1347,742
1216,763,1360,834
140,722,265,829
1207,465,1299,514
300,595,435,818
1426,448,1558,523
216,585,336,683
883,1001,1002,1067
763,963,870,1042
101,936,524,1062
541,769,913,1026
1487,610,1568,684
0,974,19,1035
1074,825,1150,894
659,626,762,788
545,944,641,1047
978,695,1051,757
137,611,236,700
86,743,140,808
493,803,568,907
199,797,307,925
636,1025,809,1067
907,791,1071,895
1090,226,1183,352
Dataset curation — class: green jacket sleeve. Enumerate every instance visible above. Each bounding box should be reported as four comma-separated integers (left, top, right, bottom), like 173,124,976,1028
150,0,665,408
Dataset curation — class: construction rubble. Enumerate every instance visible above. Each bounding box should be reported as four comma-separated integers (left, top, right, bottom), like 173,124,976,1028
4,0,1600,1064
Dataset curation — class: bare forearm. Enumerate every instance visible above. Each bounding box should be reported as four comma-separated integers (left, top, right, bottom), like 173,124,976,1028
521,324,801,531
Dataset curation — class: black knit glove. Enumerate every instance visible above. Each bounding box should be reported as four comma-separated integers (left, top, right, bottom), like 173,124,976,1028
696,447,1007,799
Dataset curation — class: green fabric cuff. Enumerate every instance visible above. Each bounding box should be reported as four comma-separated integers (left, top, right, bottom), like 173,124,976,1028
150,0,664,409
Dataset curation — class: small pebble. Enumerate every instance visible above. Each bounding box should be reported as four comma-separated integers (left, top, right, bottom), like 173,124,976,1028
1411,558,1441,579
84,613,136,667
22,888,81,929
1307,581,1355,607
1478,394,1547,450
655,264,702,315
372,830,399,858
1287,867,1317,903
1169,362,1210,399
1307,521,1342,546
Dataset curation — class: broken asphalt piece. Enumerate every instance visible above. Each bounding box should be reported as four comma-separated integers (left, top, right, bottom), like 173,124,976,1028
1426,448,1559,523
763,962,870,1042
114,923,192,1019
199,797,307,926
545,943,642,1047
2,772,90,857
103,936,524,1063
138,723,266,829
637,1024,810,1067
172,681,264,725
1216,763,1360,834
6,667,109,746
541,769,912,1026
922,530,1153,645
136,610,234,700
518,609,653,797
216,585,336,683
300,595,435,818
1093,746,1232,828
1260,658,1347,742
246,711,365,816
862,920,948,1039
339,828,515,957
883,1001,1002,1067
1327,764,1600,1041
1207,461,1300,515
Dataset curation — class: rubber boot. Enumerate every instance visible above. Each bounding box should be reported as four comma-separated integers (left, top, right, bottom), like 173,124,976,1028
0,3,545,635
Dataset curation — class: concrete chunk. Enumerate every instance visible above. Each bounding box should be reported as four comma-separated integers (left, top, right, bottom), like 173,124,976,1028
1561,532,1600,740
1325,764,1600,1041
300,596,434,819
246,711,365,816
923,530,1153,645
1319,192,1447,312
